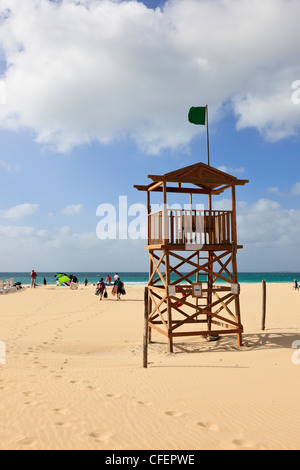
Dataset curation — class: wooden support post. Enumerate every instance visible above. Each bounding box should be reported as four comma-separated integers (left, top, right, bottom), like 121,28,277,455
147,190,151,245
148,253,153,343
143,287,149,368
162,182,168,244
207,194,213,333
165,251,173,353
231,185,243,346
262,280,267,331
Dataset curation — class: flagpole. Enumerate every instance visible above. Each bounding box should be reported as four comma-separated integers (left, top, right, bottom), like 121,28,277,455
206,104,210,166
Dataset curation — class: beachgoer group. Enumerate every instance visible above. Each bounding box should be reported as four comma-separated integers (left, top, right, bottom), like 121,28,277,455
95,274,125,300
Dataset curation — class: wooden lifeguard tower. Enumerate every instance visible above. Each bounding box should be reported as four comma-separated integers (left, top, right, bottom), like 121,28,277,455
134,162,249,356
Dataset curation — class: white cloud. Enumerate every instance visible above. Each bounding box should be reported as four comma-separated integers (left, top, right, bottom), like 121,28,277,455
0,225,35,238
267,187,280,194
213,198,232,211
60,204,83,216
291,182,300,196
218,166,245,175
237,198,300,247
0,0,299,154
0,222,147,271
236,198,300,270
0,160,19,174
0,203,39,219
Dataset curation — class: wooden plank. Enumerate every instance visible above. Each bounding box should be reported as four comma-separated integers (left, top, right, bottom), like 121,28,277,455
149,251,166,287
134,185,221,195
211,319,239,329
213,292,236,320
213,252,233,280
149,322,169,337
149,292,168,320
149,292,168,329
147,284,166,292
144,244,243,251
170,212,174,245
170,329,243,338
170,250,233,284
148,181,164,192
170,293,237,331
143,287,149,368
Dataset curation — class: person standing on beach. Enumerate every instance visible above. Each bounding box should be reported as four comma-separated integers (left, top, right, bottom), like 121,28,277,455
43,277,47,286
106,275,112,286
114,276,123,300
31,270,37,288
84,278,88,286
114,273,119,282
97,278,106,300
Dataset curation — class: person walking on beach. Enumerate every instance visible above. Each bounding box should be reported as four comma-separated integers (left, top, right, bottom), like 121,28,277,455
114,276,123,300
294,279,299,290
31,270,37,288
97,278,107,300
43,277,47,286
84,278,88,287
114,273,119,282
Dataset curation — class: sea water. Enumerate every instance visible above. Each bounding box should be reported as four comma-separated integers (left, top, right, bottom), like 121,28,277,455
0,272,299,286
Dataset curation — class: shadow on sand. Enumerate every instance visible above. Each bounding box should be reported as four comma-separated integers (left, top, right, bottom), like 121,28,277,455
155,331,300,355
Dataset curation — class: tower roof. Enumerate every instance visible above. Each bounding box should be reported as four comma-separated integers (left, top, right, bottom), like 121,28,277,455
134,163,248,195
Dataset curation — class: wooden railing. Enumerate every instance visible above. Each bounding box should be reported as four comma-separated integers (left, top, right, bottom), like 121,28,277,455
148,210,232,246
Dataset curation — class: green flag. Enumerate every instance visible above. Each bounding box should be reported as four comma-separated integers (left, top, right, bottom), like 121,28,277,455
188,106,206,125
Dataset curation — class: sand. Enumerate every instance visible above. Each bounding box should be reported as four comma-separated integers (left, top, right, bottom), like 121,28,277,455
0,282,300,450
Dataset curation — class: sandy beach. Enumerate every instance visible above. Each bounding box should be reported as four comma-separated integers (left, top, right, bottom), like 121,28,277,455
0,283,300,450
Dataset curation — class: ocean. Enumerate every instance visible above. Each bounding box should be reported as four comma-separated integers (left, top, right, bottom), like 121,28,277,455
0,272,299,286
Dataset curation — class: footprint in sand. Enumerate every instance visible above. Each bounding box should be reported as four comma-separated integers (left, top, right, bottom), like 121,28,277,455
87,386,100,391
17,437,37,446
106,393,121,399
197,422,220,432
89,431,113,443
164,411,185,418
232,439,257,449
23,391,35,397
137,401,152,407
55,422,72,428
54,408,69,416
24,401,43,407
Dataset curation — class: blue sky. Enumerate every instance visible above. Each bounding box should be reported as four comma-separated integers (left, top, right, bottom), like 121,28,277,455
0,0,300,272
